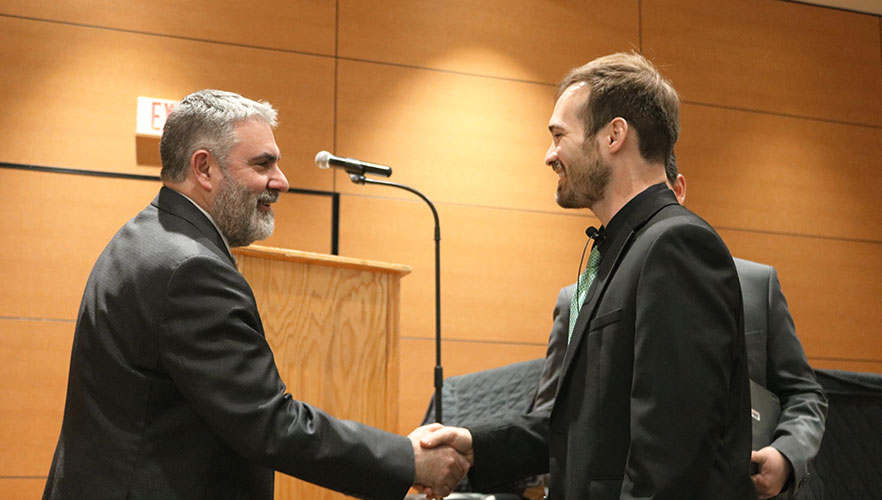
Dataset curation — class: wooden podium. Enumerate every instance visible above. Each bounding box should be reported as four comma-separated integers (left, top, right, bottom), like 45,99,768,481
232,244,411,500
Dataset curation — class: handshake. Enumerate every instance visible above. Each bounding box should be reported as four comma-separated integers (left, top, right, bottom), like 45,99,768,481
408,423,474,498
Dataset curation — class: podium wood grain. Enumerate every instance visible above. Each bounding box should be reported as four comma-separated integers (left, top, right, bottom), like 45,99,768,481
233,245,410,500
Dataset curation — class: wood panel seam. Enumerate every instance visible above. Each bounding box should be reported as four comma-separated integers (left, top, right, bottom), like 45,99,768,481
0,316,75,324
638,0,643,53
340,192,882,246
0,13,336,59
401,336,547,347
335,55,557,87
684,99,882,131
338,191,597,220
716,225,882,247
780,1,882,17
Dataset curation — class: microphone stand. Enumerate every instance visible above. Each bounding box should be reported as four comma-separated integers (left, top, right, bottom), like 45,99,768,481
349,173,444,424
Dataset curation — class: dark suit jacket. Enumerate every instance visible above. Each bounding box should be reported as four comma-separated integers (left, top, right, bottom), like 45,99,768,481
44,187,413,500
468,185,755,500
735,258,827,494
533,259,827,497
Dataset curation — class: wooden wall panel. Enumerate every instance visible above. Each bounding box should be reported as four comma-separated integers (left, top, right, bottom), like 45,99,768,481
335,59,562,212
1,0,881,494
338,195,597,344
399,338,547,434
0,169,161,319
0,319,72,476
676,103,882,242
0,0,336,55
0,167,333,320
0,479,46,500
260,192,336,255
0,16,335,192
643,0,882,126
720,229,882,363
338,0,640,83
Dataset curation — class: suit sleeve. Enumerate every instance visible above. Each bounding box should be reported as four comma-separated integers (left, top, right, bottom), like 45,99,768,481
461,287,563,488
623,221,748,499
467,411,550,490
158,254,414,499
533,285,574,412
763,268,827,492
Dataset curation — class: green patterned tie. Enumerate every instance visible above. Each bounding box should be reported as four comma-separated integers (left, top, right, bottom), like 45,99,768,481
568,246,601,344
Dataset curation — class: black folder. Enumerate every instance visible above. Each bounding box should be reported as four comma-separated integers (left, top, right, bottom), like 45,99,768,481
749,380,781,451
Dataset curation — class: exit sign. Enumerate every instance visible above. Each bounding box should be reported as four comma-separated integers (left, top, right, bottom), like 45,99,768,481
136,96,177,137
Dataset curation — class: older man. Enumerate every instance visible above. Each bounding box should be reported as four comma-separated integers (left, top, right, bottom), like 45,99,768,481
44,89,467,500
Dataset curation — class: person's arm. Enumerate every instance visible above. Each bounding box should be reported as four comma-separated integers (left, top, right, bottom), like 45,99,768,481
761,267,827,494
159,254,464,498
420,412,549,493
623,222,746,499
533,285,574,412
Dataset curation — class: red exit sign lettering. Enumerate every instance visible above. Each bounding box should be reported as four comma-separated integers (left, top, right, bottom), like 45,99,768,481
136,97,177,137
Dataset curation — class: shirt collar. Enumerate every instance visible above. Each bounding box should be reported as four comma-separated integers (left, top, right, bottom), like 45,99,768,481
177,192,234,258
595,182,669,253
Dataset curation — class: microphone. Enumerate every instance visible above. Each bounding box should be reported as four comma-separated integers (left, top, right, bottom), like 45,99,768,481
585,226,604,241
314,151,392,178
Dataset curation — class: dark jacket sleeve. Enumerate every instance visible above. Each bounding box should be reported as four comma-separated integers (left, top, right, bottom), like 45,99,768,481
467,411,550,490
159,254,414,499
622,220,748,499
533,285,574,412
763,267,827,493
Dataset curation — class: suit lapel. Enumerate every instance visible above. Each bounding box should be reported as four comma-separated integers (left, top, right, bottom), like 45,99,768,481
559,224,634,382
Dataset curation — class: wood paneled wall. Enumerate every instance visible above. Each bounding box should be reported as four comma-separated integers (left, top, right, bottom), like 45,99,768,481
1,0,880,496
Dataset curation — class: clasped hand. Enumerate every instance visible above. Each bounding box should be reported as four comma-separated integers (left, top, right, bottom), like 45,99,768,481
408,423,474,499
751,446,792,499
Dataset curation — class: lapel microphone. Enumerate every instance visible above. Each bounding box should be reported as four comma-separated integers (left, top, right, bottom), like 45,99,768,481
585,226,603,241
576,226,602,286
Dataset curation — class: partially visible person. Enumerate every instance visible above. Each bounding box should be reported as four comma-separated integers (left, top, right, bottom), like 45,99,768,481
532,154,827,499
421,52,755,500
667,155,827,499
43,89,467,500
531,285,571,413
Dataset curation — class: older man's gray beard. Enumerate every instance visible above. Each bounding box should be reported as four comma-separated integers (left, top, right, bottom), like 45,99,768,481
211,171,279,247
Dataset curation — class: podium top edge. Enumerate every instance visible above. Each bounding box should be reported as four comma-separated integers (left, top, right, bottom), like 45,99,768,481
232,244,412,276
